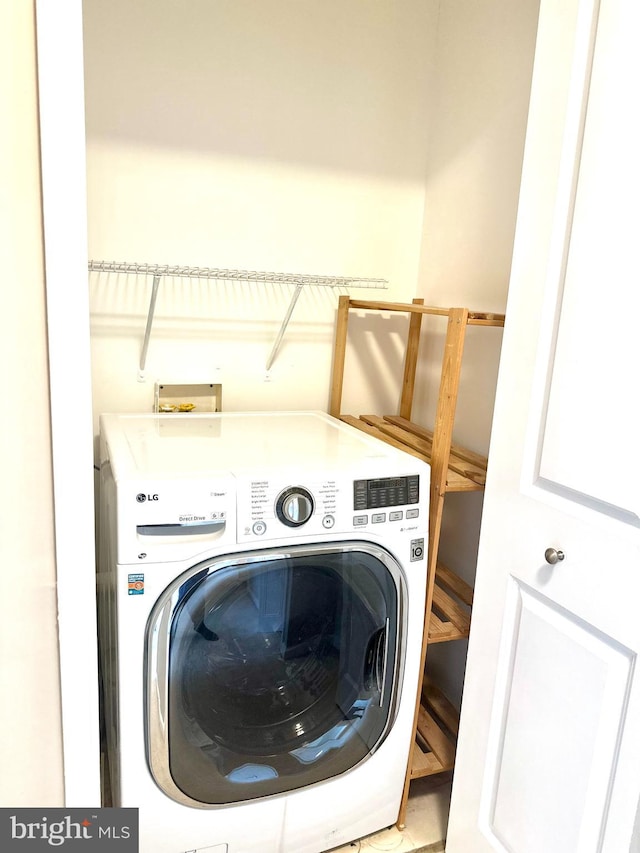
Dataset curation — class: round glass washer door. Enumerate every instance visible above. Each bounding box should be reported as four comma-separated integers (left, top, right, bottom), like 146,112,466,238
145,541,406,807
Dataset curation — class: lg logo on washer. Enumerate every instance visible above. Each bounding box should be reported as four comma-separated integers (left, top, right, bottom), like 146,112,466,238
136,493,159,503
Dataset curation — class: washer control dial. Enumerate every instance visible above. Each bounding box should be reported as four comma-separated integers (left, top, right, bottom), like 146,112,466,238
276,487,315,527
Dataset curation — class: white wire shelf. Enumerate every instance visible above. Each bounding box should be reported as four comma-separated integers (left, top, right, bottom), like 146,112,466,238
88,259,389,376
88,259,387,289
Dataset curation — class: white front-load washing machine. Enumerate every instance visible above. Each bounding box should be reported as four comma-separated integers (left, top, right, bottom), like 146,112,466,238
97,411,429,853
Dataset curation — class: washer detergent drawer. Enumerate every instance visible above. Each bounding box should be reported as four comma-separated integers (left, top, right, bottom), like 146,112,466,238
145,541,405,807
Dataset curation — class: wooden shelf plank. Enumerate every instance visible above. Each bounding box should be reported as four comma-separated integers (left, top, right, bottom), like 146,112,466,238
338,415,430,465
411,706,456,780
436,562,474,607
428,563,472,643
345,298,504,326
428,623,467,643
410,743,443,777
423,681,460,737
348,414,484,492
432,586,471,635
427,613,451,638
347,299,451,317
444,475,486,493
363,414,433,455
416,706,455,770
365,414,487,488
428,622,459,643
410,684,460,780
384,416,488,471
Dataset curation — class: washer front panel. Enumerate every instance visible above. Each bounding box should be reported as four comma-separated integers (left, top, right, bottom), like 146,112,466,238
145,541,406,807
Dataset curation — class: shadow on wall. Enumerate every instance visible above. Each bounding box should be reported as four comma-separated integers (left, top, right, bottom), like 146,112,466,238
334,311,414,417
327,306,504,444
82,0,436,180
410,319,504,455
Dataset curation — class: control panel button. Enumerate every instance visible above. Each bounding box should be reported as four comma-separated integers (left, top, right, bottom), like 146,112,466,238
353,515,368,526
406,508,419,519
372,513,386,523
389,511,403,521
322,515,335,529
252,520,267,536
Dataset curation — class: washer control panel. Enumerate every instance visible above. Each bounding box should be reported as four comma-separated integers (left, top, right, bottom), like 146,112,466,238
237,473,422,541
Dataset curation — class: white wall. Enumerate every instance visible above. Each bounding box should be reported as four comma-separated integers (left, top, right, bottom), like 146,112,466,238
82,0,439,428
0,1,64,805
414,0,541,707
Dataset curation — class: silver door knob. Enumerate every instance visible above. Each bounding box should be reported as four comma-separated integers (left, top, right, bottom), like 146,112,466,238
544,547,565,565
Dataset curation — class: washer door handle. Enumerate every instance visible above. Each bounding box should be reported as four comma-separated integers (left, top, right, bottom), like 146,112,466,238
363,619,390,706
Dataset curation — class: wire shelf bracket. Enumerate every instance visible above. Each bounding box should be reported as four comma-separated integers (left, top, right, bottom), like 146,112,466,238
88,260,388,379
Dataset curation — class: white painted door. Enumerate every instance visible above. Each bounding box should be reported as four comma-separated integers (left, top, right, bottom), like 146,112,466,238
446,0,640,851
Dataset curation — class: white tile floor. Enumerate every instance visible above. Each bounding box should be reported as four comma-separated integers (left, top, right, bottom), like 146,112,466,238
331,772,452,853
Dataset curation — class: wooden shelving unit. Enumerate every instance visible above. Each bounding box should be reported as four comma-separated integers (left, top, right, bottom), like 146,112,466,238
329,295,504,826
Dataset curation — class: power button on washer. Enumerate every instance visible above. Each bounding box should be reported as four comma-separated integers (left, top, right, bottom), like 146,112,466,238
252,520,267,536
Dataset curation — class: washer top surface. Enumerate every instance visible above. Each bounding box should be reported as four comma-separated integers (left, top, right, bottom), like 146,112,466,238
101,410,412,478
